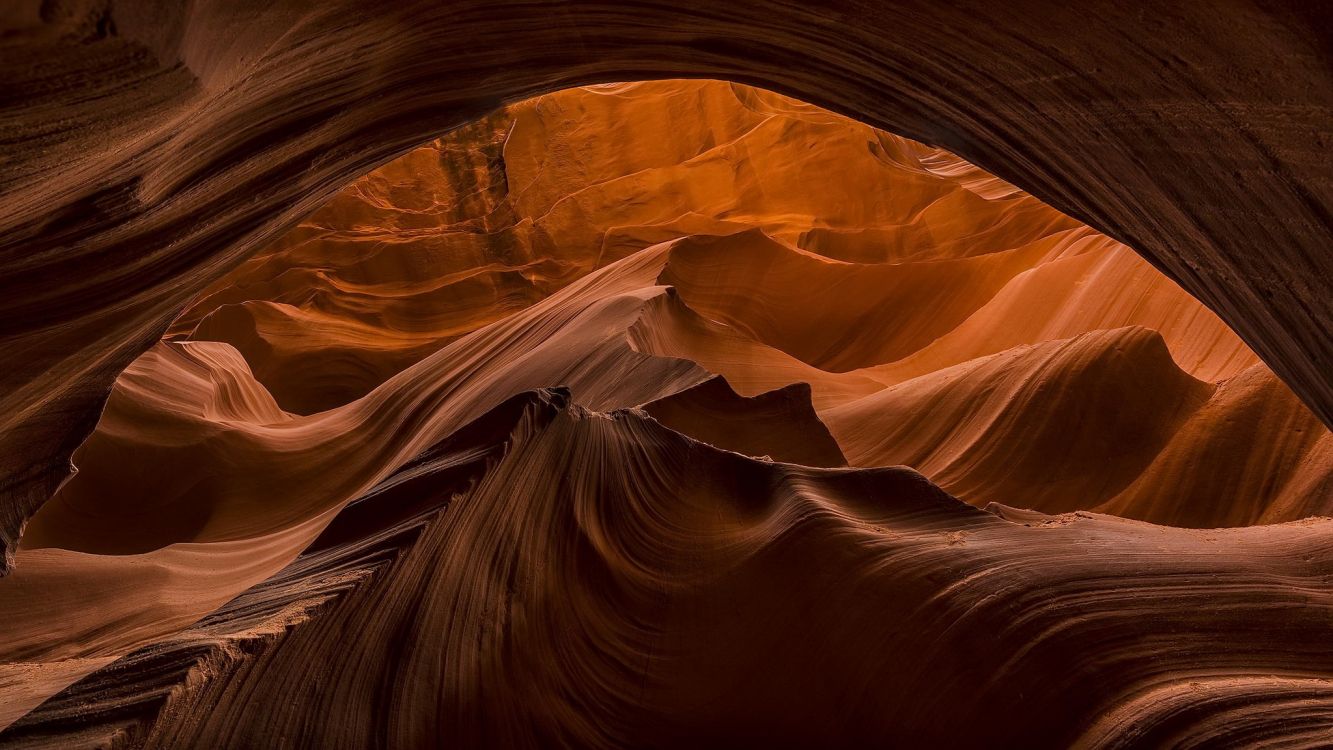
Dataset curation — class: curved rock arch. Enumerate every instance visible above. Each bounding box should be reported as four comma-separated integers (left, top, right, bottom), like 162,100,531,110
0,0,1329,568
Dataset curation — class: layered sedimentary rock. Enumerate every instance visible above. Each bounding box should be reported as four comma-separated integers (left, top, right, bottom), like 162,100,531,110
148,80,1327,527
1,79,1329,747
1,0,1331,575
7,389,1333,748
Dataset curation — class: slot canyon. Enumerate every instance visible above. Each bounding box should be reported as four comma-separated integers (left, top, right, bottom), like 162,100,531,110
1,3,1331,748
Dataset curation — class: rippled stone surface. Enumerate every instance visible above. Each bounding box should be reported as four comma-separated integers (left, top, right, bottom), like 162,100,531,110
1,1,1330,571
1,25,1331,750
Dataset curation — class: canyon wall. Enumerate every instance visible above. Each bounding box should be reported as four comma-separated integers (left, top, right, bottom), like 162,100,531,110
1,79,1329,748
0,0,1330,571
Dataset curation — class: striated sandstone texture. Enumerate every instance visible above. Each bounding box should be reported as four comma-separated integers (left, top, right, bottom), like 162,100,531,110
0,0,1330,576
0,79,1329,748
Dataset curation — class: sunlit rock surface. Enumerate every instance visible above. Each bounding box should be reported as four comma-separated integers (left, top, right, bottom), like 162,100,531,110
2,80,1330,748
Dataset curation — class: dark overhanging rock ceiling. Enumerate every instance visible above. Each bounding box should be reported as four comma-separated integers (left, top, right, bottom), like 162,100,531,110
0,0,1329,571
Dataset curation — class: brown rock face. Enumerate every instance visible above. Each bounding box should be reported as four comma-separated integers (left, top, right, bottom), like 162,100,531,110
0,0,1330,576
0,78,1328,748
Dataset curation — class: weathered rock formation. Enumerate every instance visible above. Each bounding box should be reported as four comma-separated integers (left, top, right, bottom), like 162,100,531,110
1,7,1331,746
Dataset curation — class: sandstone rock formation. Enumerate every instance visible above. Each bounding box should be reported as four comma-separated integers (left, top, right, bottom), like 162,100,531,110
1,77,1329,747
1,0,1331,575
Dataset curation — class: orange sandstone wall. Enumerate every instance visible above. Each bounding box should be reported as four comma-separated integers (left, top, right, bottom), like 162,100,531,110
2,80,1330,748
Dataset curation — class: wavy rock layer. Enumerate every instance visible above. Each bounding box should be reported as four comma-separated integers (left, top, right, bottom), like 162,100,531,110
0,0,1330,574
151,79,1326,525
0,80,1330,747
7,391,1333,748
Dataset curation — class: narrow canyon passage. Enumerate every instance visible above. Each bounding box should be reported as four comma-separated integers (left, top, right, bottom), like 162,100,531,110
1,80,1329,748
